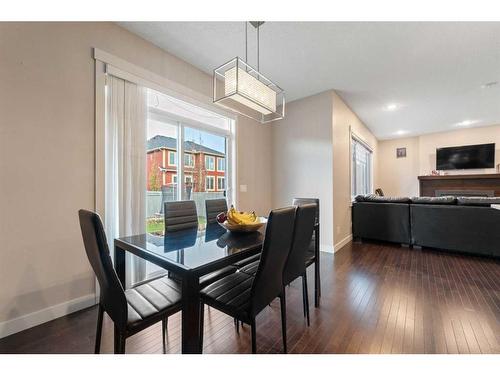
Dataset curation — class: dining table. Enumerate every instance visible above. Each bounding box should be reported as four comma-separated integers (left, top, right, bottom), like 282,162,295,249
114,223,265,354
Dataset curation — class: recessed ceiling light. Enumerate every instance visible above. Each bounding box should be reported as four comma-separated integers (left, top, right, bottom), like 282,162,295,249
481,81,498,89
455,120,479,127
395,130,408,136
384,103,398,111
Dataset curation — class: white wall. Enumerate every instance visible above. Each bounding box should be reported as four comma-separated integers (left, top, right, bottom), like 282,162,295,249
378,124,500,197
271,91,334,252
0,22,272,337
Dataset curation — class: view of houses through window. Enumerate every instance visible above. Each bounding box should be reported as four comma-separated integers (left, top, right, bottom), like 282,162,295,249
145,89,231,238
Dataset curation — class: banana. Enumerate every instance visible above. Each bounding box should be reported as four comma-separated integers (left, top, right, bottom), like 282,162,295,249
227,206,257,225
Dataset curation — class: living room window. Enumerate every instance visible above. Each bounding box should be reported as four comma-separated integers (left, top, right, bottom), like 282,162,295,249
351,136,373,199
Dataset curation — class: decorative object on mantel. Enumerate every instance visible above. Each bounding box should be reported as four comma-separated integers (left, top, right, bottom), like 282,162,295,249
497,163,500,173
213,22,285,124
396,147,406,158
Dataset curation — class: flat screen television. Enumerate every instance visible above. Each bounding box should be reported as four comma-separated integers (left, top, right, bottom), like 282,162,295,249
436,143,495,170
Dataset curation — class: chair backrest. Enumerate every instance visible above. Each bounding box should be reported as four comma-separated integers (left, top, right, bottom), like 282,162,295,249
250,206,296,315
205,198,228,224
292,198,319,225
283,203,317,285
164,200,198,232
78,210,127,328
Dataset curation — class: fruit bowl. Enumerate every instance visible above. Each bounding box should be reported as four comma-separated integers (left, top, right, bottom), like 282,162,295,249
218,217,267,233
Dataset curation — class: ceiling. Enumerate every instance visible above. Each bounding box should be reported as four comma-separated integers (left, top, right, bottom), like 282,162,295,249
118,22,500,139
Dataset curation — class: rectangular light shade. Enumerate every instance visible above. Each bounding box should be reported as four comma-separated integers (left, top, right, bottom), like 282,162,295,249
224,67,276,114
213,57,285,123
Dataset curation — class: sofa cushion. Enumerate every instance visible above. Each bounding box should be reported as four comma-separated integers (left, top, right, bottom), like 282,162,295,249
456,196,500,207
411,196,457,205
360,194,411,203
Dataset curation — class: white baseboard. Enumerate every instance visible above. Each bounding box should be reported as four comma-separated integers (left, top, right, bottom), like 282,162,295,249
320,243,335,253
334,234,353,253
0,293,96,339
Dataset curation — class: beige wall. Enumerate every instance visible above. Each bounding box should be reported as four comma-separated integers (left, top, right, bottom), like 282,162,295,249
378,124,500,197
271,90,379,252
271,91,334,251
377,136,420,197
332,92,378,249
0,22,272,327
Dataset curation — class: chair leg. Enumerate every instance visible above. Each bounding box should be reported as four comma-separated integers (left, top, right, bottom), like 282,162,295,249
314,260,321,307
95,304,104,354
280,290,288,354
199,302,205,353
234,318,240,333
301,279,307,317
162,317,168,354
251,319,257,354
303,273,310,326
114,326,126,354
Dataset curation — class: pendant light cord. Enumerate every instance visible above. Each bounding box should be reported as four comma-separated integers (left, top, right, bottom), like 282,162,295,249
257,24,260,71
245,22,248,64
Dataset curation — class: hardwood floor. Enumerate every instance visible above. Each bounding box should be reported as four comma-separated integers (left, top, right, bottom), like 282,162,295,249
1,241,498,354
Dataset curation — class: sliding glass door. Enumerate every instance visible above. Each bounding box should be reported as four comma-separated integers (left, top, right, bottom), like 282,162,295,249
141,88,233,282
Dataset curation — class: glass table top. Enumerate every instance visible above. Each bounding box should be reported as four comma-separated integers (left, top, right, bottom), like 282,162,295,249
117,223,264,270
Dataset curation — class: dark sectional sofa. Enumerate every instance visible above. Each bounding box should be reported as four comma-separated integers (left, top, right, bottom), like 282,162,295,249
352,195,500,258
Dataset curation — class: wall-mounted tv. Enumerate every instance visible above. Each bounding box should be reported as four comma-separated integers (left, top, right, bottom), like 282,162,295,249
436,143,495,170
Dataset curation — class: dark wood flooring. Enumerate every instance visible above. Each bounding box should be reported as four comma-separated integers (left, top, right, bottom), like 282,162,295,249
1,241,499,354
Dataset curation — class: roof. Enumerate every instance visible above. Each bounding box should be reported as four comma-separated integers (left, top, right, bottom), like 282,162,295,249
147,135,225,157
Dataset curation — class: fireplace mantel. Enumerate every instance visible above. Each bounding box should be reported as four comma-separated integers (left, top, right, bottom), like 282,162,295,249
418,174,500,197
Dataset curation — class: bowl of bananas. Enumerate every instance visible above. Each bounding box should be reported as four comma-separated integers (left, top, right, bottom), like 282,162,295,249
216,205,267,233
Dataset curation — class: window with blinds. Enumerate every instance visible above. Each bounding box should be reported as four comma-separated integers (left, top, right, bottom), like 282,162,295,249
351,137,373,199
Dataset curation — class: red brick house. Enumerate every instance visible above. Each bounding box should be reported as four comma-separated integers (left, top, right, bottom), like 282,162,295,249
147,135,226,192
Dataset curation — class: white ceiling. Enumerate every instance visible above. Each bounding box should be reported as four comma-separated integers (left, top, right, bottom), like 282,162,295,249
118,22,500,139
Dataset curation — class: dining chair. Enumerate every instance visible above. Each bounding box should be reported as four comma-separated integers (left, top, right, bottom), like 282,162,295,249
205,198,228,223
239,204,317,326
164,200,198,232
78,209,182,354
292,198,321,307
199,206,296,354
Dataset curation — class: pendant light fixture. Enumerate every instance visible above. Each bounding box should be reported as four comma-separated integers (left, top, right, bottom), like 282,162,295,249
213,22,285,123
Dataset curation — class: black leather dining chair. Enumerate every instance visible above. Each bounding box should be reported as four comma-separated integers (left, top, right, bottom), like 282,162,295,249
78,209,182,354
292,198,321,307
164,201,237,288
199,206,296,354
283,203,317,326
205,198,228,223
164,200,198,232
239,204,317,326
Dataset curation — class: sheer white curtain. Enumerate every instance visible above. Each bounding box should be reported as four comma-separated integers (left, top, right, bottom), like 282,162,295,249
105,75,147,287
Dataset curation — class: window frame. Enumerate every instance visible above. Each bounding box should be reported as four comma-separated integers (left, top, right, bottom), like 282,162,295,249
351,135,373,200
205,175,215,191
167,150,177,167
205,155,215,171
217,157,225,172
217,176,225,191
184,153,195,168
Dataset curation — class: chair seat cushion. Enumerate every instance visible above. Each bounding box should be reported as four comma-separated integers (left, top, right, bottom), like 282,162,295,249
125,276,181,328
239,260,259,276
199,265,238,288
232,253,260,268
200,272,254,319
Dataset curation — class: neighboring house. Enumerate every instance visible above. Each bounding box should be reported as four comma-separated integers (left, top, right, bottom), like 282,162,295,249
147,135,226,193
